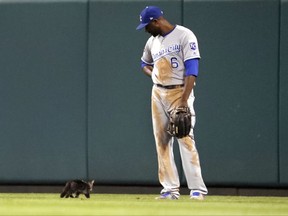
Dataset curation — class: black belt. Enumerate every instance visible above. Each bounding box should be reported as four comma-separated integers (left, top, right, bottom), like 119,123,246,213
155,84,184,89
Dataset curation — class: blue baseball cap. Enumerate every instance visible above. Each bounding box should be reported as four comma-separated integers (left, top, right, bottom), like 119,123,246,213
136,6,163,30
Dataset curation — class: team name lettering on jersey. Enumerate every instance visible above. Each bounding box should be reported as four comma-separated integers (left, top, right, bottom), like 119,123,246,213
152,44,181,60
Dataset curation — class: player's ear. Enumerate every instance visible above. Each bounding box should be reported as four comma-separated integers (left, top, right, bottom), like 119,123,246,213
152,19,160,26
151,19,158,24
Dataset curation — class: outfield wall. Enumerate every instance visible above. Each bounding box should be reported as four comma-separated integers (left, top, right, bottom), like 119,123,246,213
0,0,287,188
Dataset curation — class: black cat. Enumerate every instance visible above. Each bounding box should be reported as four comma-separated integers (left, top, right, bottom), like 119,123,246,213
60,180,94,198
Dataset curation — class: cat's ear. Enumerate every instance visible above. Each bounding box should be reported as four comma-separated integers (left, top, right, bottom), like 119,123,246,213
91,180,95,185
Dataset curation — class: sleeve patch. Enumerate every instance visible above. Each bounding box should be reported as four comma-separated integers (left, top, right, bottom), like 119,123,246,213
189,42,197,50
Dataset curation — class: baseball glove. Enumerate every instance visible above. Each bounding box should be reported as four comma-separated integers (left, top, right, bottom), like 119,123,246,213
167,106,192,138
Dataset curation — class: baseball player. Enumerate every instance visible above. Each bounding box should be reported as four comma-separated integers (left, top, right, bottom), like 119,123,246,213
136,6,208,200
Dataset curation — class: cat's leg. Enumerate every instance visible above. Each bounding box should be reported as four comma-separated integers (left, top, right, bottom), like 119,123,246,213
60,192,66,198
61,182,71,198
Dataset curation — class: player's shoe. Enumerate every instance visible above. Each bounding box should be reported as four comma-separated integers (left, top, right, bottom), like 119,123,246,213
155,192,179,200
190,192,204,200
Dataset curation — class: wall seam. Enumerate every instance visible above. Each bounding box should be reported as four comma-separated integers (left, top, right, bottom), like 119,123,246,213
277,0,282,185
85,0,90,181
181,0,184,26
179,0,185,186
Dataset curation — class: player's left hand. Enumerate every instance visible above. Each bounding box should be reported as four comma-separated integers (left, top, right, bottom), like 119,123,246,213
167,106,192,138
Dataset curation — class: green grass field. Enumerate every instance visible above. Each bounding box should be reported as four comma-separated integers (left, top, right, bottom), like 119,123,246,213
0,193,288,216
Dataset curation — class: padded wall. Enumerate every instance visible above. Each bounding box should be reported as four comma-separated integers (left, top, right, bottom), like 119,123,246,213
0,0,88,183
0,0,287,187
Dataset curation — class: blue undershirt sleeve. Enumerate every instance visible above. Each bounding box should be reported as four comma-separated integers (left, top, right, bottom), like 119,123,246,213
184,58,199,77
141,61,153,68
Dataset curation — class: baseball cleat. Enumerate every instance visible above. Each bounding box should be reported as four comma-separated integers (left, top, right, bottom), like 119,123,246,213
190,192,204,200
155,192,179,200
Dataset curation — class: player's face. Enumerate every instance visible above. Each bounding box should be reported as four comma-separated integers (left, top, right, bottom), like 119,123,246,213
145,20,161,37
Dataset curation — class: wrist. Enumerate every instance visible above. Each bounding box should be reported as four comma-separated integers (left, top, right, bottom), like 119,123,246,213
178,99,188,107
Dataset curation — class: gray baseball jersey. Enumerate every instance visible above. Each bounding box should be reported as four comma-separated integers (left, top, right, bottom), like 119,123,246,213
141,25,200,86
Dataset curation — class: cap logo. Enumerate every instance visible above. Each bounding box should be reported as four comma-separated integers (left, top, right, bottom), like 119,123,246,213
149,17,153,20
140,15,142,22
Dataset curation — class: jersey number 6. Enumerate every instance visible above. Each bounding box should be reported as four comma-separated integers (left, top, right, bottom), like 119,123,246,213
170,57,179,68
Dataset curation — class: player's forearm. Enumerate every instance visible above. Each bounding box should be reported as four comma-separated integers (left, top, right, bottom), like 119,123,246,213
142,65,153,77
179,75,196,106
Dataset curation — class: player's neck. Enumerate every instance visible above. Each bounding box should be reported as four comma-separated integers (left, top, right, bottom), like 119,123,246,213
160,22,175,36
161,25,176,37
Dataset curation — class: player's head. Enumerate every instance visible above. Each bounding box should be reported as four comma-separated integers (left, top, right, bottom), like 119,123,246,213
136,6,163,31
